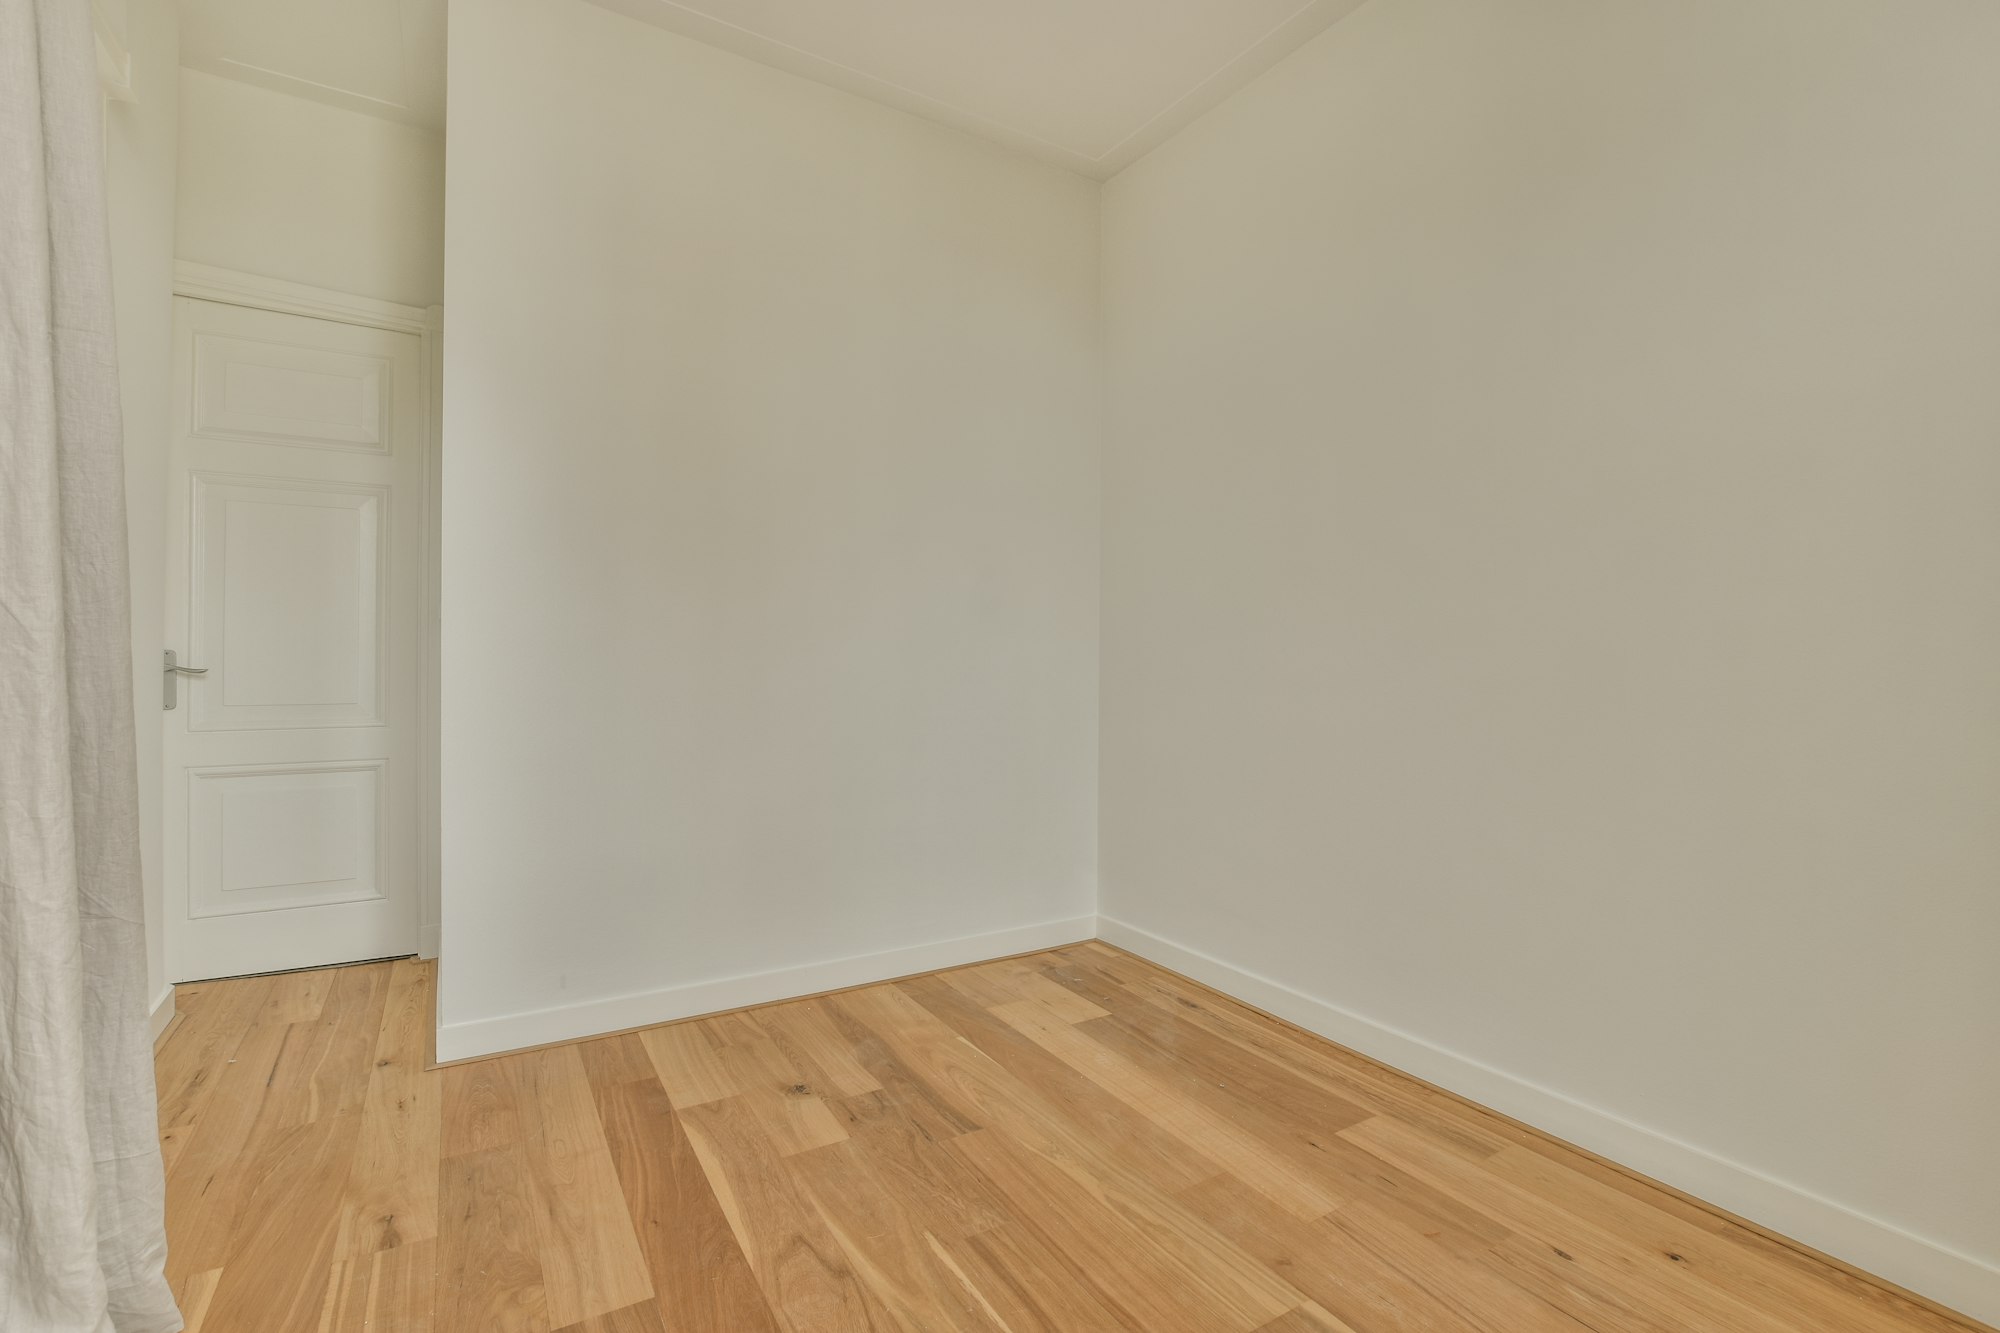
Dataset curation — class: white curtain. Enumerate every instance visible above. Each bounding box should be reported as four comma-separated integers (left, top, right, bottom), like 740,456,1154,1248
0,0,181,1329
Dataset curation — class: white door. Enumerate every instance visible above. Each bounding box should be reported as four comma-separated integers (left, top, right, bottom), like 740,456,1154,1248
163,297,424,981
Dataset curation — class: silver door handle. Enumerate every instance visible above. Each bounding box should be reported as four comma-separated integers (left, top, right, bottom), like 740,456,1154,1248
164,649,208,709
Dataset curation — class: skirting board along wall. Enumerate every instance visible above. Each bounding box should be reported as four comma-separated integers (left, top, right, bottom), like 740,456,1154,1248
1097,916,2000,1330
149,985,177,1047
428,901,1993,1321
433,915,1096,1064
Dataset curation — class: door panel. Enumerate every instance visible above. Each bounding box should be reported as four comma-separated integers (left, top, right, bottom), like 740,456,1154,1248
188,761,383,917
190,475,385,730
192,332,391,452
165,298,423,981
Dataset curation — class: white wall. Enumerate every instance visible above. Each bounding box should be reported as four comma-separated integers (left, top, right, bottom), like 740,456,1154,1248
438,0,1101,1057
1101,0,2000,1321
103,0,179,1025
177,68,444,307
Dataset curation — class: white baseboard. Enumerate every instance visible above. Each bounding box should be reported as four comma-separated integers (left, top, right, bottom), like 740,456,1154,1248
434,915,1097,1065
1095,915,2000,1330
417,923,440,961
148,984,177,1048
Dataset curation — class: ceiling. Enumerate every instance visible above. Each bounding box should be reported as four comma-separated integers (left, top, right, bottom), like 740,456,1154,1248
179,0,446,130
177,0,1369,178
584,0,1369,178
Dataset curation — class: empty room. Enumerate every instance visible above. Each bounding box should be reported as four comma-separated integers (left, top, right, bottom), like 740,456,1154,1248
3,0,1997,1329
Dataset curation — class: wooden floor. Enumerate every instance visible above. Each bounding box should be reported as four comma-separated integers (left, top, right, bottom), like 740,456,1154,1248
156,943,1979,1333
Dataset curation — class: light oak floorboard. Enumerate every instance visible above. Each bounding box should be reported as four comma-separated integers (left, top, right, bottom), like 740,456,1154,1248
159,947,1986,1333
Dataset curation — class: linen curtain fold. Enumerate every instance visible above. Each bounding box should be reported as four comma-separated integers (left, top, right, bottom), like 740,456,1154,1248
1,0,182,1329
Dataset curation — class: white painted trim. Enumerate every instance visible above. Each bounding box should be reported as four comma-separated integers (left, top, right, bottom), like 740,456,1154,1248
417,307,443,968
172,261,435,336
93,2,134,103
435,916,1098,1063
1095,916,2000,1329
148,984,177,1046
167,263,443,974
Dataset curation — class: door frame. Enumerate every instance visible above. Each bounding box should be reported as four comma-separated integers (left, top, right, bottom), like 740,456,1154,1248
168,261,443,961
